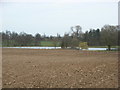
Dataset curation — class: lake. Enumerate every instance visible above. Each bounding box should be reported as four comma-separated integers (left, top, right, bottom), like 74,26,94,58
2,47,112,51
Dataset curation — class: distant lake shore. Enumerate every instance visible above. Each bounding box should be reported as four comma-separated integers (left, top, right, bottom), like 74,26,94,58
2,47,117,51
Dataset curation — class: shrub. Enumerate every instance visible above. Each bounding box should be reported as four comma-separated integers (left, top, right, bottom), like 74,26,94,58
79,42,88,50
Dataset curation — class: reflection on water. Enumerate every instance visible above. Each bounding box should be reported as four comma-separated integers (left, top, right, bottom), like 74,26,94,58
2,47,112,50
88,48,107,50
3,47,61,49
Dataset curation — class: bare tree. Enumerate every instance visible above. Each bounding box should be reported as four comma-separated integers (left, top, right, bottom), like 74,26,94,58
71,25,82,39
70,25,83,48
101,25,118,50
35,33,41,46
71,37,79,49
61,33,71,48
52,37,58,49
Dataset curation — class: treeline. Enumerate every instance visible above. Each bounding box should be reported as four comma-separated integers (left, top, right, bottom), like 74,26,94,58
1,25,120,50
61,25,119,50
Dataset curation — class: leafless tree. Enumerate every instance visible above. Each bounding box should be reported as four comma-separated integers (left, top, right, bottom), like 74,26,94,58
101,25,118,50
71,25,82,39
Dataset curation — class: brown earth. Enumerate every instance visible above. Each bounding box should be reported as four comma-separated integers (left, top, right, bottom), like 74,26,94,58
0,48,2,89
2,48,119,88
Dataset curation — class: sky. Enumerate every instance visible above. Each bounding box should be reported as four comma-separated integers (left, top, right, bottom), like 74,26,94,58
0,0,119,36
118,1,120,25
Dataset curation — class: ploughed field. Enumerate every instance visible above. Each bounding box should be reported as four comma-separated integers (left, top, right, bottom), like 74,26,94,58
2,48,118,88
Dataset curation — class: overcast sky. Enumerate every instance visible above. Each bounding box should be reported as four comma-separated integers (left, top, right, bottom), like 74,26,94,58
1,0,119,36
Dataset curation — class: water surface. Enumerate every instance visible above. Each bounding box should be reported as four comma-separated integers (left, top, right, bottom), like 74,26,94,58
2,47,112,51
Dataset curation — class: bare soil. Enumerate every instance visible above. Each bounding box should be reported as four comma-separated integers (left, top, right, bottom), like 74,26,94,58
2,48,119,88
0,48,2,89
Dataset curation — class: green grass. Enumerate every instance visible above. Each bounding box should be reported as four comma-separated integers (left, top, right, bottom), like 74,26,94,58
2,40,119,48
88,46,107,48
2,40,61,47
